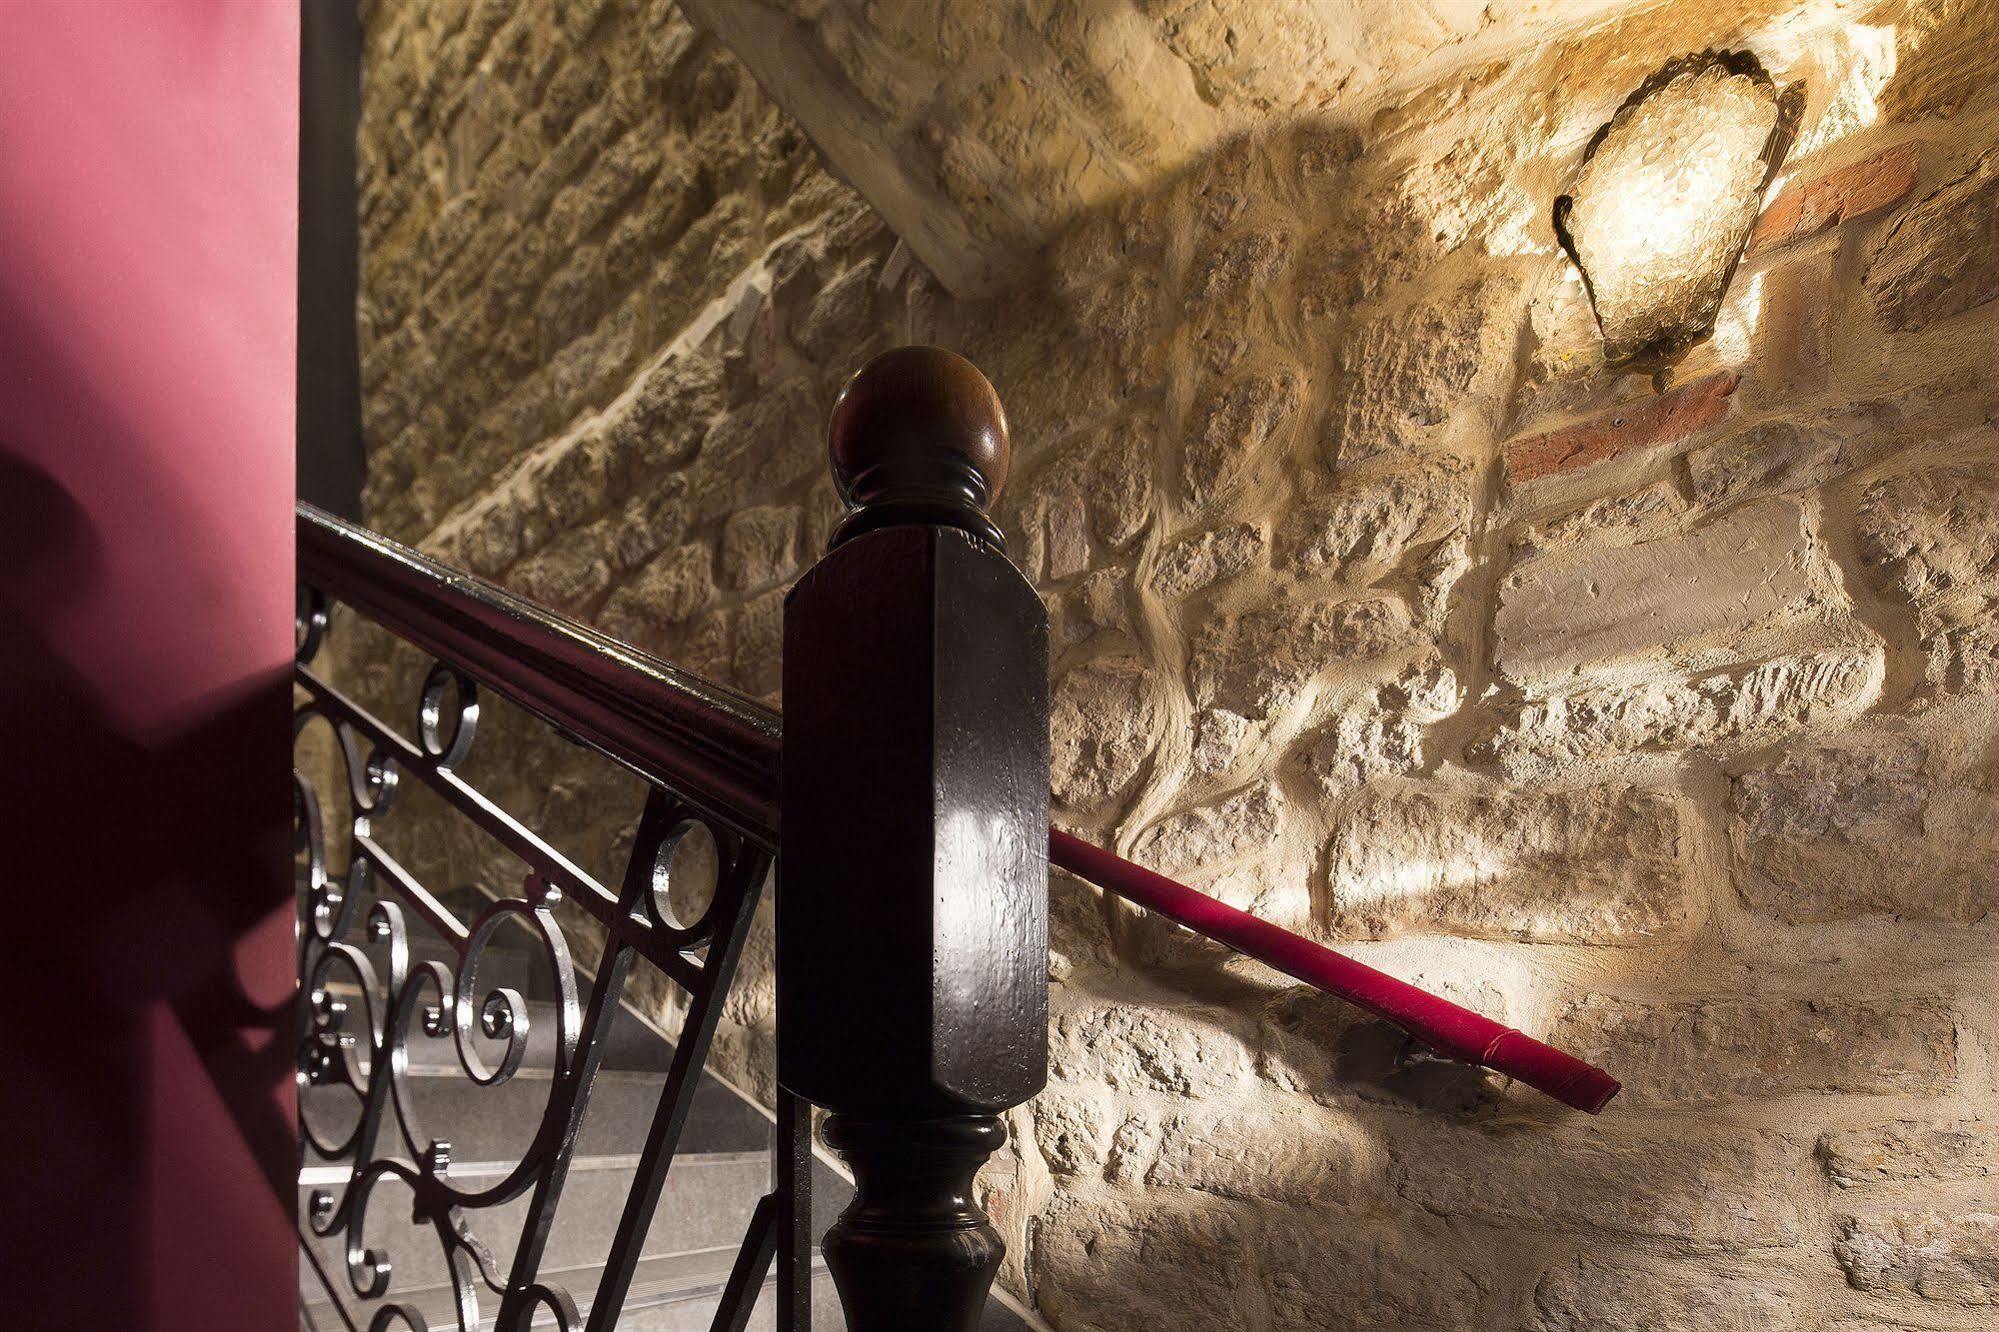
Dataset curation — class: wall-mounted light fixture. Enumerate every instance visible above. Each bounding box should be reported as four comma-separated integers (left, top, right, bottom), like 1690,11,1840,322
1554,50,1803,379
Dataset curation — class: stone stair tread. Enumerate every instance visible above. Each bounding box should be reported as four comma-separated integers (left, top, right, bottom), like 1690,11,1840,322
298,1146,768,1185
303,1242,832,1329
299,1147,779,1279
314,984,676,1073
301,1064,776,1161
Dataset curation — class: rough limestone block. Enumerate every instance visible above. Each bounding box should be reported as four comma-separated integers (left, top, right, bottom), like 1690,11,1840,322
1052,565,1133,650
1048,994,1255,1099
1049,655,1160,815
1030,1197,1253,1332
1553,993,1958,1105
728,585,784,695
1262,1208,1490,1331
1687,418,1841,508
1867,147,1999,332
1181,369,1302,506
1529,1255,1798,1332
1857,450,1999,694
1392,1123,1807,1250
1494,498,1819,684
1822,1119,1999,1188
717,503,801,592
1130,781,1286,877
506,529,613,615
1192,593,1420,720
1151,522,1266,598
1324,783,1690,944
1188,227,1293,304
1837,1209,1999,1305
1331,279,1510,465
1880,0,1999,122
1145,1104,1370,1204
1281,453,1474,579
1482,648,1881,777
598,542,714,641
1731,723,1999,924
1029,1089,1113,1178
1857,455,1999,605
1299,696,1427,797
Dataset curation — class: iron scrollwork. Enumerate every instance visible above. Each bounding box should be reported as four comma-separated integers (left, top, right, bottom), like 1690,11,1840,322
293,586,807,1332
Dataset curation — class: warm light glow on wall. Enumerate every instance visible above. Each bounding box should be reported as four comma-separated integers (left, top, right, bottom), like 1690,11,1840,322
1555,50,1802,377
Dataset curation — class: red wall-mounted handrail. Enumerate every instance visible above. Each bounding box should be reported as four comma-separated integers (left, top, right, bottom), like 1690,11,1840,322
1050,830,1621,1114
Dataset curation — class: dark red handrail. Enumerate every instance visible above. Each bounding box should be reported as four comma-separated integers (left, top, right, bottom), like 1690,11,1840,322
1051,830,1620,1114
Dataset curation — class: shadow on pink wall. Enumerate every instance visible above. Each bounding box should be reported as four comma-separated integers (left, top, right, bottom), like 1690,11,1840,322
0,4,299,1326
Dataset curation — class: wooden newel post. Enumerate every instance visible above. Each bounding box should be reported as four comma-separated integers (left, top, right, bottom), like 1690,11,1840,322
780,346,1049,1331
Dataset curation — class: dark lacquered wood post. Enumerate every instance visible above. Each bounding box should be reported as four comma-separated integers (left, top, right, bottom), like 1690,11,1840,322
780,346,1049,1331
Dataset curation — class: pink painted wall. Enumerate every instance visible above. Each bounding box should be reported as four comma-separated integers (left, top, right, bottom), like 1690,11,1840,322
0,4,299,1326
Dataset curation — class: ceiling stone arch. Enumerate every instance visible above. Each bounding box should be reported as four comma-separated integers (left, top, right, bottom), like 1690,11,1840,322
677,0,1669,293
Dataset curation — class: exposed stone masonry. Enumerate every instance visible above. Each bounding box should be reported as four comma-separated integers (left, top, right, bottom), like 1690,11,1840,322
346,0,1999,1328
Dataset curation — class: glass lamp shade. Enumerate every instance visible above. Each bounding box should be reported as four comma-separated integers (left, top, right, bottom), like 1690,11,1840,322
1554,50,1802,375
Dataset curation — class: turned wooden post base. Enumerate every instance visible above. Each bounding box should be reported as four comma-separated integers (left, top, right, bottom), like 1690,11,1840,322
783,349,1048,1330
821,1114,1007,1332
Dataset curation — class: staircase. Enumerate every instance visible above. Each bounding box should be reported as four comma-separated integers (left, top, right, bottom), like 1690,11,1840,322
298,916,1034,1331
295,348,1086,1330
293,348,1622,1332
297,919,857,1331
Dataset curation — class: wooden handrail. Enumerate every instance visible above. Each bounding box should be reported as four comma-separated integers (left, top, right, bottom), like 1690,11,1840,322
299,503,782,843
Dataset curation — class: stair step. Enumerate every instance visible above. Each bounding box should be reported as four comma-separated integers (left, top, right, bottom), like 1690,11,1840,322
305,955,778,1163
306,890,616,1003
303,1063,770,1163
315,976,677,1076
402,927,544,997
301,1147,776,1282
299,900,1027,1329
303,1243,845,1330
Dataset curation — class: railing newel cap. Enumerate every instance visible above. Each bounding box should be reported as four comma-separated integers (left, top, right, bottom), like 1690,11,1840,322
825,345,1009,552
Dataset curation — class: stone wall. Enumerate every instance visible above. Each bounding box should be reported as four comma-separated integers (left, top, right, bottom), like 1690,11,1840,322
350,1,1999,1328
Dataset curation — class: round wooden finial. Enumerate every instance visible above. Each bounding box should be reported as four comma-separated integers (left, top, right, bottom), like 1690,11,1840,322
826,346,1009,550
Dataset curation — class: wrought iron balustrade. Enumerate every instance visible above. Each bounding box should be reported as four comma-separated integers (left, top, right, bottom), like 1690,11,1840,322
295,530,808,1331
295,347,1048,1332
295,346,1618,1332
